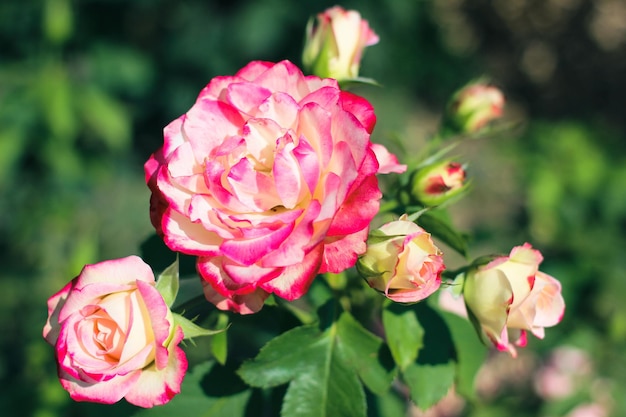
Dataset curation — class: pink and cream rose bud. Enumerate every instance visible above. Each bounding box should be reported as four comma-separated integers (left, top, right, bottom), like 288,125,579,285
302,6,379,81
43,256,187,407
463,243,565,357
411,160,467,206
357,215,445,303
445,83,505,134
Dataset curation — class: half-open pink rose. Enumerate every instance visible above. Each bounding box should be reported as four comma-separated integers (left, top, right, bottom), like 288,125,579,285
463,243,565,357
43,256,187,407
145,60,404,314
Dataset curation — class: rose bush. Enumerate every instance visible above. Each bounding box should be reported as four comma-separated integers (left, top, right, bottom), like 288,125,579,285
463,243,565,357
302,6,379,81
356,215,444,302
43,256,187,407
145,60,404,314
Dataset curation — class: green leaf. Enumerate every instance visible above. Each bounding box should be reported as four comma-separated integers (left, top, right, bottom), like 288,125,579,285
281,351,365,417
439,310,487,400
155,257,179,307
38,62,77,141
174,313,229,340
382,302,424,371
401,303,457,410
43,0,73,44
367,389,408,417
77,86,131,151
403,361,455,411
238,304,394,417
417,210,468,257
335,312,396,395
133,361,251,417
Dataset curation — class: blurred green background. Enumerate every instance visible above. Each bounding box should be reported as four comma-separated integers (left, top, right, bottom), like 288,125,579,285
1,0,625,416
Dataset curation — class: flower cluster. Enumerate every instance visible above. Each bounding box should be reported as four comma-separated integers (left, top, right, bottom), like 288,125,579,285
42,5,565,410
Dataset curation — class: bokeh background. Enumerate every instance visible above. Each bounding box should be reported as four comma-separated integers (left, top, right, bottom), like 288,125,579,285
1,0,625,416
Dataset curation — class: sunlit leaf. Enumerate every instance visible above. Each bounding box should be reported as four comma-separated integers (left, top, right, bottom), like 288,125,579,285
77,86,131,151
403,361,455,411
439,309,487,399
238,303,394,417
382,302,424,371
211,314,230,365
335,312,396,395
43,0,73,44
155,257,179,307
38,62,77,141
401,303,456,410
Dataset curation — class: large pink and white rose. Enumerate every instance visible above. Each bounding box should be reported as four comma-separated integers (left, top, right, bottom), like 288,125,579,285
145,60,404,314
43,256,187,407
463,243,565,357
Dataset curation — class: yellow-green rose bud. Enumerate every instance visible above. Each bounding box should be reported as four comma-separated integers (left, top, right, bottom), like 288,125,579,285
357,215,445,303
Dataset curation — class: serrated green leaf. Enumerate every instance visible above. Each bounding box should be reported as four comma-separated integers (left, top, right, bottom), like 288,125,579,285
417,210,468,257
174,313,228,340
238,305,394,417
155,257,179,307
336,312,395,395
367,388,408,417
439,310,487,400
238,325,321,388
403,361,456,410
401,302,457,409
382,302,424,371
133,361,251,417
281,349,366,417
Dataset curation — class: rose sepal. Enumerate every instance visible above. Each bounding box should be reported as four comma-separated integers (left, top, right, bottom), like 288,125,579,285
155,257,180,307
338,77,380,90
173,313,230,341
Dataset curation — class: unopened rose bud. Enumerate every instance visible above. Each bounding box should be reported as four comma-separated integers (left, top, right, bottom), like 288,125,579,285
357,215,444,303
411,161,468,206
302,6,379,81
463,243,565,357
445,83,505,134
